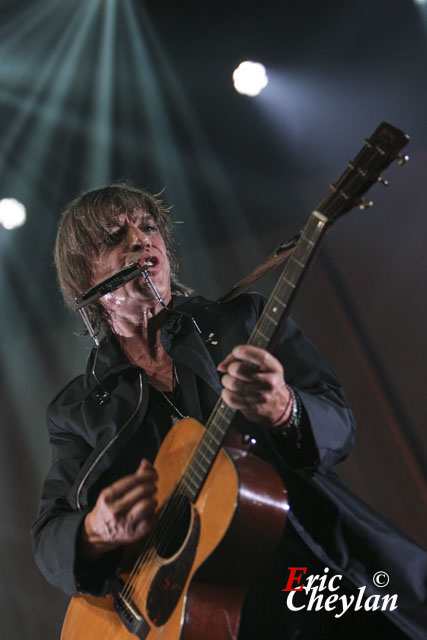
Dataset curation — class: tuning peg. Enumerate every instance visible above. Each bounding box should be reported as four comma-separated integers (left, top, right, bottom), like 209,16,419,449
359,199,373,210
377,176,389,187
397,154,409,166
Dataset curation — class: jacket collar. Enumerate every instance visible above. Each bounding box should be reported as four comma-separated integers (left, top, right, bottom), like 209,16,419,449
161,297,222,395
84,296,222,396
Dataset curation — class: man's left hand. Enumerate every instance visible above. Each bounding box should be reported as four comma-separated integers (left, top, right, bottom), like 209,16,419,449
217,345,292,427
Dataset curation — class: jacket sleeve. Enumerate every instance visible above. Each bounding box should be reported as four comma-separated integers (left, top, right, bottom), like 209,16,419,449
196,292,356,473
270,314,356,472
233,293,355,472
31,386,121,597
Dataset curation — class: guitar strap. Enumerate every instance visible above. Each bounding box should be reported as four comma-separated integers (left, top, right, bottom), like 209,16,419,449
217,234,299,303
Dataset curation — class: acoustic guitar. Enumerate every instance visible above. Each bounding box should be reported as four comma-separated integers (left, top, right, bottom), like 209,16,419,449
61,122,409,640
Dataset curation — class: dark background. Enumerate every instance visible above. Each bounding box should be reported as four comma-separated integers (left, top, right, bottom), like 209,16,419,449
0,1,425,637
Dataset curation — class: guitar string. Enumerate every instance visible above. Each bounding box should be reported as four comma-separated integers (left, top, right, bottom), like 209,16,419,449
122,466,205,605
127,263,332,608
122,218,324,603
121,464,192,601
122,222,317,596
249,245,307,348
120,145,397,605
127,407,238,600
146,173,368,574
120,391,201,601
119,381,183,599
122,402,228,600
122,399,234,604
122,223,318,603
121,414,222,602
124,141,402,598
123,484,186,601
123,284,303,600
123,286,296,601
116,273,225,600
129,316,309,601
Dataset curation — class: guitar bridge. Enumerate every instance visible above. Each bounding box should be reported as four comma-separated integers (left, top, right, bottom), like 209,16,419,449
111,578,150,639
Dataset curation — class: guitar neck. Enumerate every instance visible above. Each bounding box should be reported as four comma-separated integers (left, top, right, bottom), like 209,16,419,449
180,400,236,501
248,211,329,350
180,211,329,502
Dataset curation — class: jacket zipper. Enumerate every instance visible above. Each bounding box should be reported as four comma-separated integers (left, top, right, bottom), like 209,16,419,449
76,373,144,511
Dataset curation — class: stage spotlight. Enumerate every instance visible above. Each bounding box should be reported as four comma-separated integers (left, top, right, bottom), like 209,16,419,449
232,61,268,97
0,198,27,229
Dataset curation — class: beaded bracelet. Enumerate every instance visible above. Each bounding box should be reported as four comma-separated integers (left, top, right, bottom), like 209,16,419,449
272,385,302,432
286,385,302,428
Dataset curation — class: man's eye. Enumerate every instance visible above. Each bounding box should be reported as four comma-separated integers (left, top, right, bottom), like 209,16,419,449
105,227,125,244
142,224,157,233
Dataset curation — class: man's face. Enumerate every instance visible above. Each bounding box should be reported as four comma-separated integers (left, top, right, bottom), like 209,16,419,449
91,209,172,321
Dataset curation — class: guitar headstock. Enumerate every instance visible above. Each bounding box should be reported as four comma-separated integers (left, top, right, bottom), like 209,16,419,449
315,122,409,222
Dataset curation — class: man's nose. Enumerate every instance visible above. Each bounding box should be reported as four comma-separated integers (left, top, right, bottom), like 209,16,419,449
127,224,150,251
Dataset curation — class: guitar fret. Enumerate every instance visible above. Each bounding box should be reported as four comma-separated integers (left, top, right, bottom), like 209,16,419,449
194,453,209,469
257,328,269,340
265,312,279,325
300,235,315,247
283,259,303,283
182,474,199,492
197,446,213,462
283,275,297,288
210,413,224,426
291,257,305,269
313,210,329,223
206,429,222,446
205,434,221,454
203,441,216,454
273,298,287,308
189,466,203,481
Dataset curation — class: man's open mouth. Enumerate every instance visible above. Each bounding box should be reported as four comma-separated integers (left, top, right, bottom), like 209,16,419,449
139,255,159,269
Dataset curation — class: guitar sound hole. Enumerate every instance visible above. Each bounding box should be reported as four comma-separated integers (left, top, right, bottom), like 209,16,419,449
155,492,192,559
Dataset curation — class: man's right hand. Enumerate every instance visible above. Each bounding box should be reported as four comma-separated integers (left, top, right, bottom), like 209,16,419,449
80,459,158,559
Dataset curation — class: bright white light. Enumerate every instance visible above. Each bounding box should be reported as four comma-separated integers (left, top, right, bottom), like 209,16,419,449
414,0,427,5
0,198,27,229
233,61,268,97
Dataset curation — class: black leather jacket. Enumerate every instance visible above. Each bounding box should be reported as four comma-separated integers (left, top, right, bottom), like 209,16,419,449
31,294,426,638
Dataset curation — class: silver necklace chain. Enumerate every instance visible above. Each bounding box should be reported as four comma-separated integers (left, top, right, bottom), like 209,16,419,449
156,365,188,421
158,390,188,421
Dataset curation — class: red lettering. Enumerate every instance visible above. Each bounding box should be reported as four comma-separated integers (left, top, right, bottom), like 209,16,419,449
282,567,308,591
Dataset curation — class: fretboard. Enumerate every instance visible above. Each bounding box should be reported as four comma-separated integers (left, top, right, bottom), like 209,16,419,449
179,210,329,502
249,211,328,350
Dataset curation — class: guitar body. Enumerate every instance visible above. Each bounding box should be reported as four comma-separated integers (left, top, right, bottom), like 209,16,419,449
61,417,288,640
